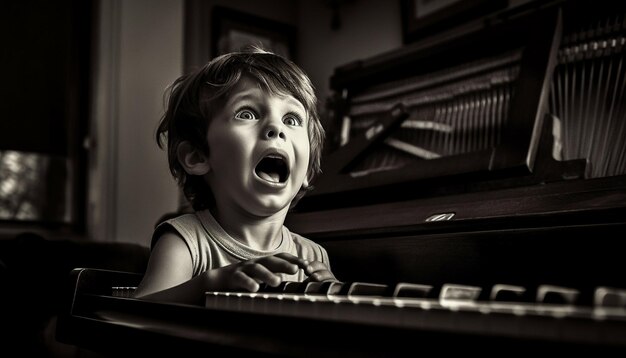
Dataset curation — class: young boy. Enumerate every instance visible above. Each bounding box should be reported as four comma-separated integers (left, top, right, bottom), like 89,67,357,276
133,48,336,305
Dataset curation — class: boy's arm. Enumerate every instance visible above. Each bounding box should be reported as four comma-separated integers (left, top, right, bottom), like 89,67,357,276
134,232,313,305
133,231,206,305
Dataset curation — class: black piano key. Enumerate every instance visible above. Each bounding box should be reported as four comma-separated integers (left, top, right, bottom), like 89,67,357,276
324,281,346,295
324,281,353,296
536,285,580,304
392,282,434,298
489,284,528,302
281,281,309,293
258,281,345,295
346,282,390,297
297,281,345,296
594,286,626,308
258,281,297,293
439,283,482,301
303,281,325,294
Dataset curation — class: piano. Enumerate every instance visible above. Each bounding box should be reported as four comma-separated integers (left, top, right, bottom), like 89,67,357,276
57,1,626,356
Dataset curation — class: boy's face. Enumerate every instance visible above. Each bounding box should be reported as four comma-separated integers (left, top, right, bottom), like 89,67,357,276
205,76,310,217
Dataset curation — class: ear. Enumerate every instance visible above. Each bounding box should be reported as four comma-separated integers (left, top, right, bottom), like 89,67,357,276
302,176,310,189
177,141,210,175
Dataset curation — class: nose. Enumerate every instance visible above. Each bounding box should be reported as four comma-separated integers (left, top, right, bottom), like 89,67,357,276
263,122,286,141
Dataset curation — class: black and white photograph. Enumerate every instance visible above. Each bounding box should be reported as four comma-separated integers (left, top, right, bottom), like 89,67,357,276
1,0,625,356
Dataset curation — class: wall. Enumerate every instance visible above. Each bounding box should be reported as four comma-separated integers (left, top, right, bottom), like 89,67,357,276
185,0,298,70
184,0,403,103
89,0,402,246
297,0,403,107
89,0,183,246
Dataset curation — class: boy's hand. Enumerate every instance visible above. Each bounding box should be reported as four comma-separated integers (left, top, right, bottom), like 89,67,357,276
304,260,337,282
206,253,308,292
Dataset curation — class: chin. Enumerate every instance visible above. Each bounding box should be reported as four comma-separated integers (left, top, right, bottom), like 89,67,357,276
248,197,293,217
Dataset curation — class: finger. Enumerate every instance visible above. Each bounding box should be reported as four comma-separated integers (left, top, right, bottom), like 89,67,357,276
307,270,336,282
231,270,260,292
256,255,301,274
303,260,328,276
241,262,282,287
273,253,310,269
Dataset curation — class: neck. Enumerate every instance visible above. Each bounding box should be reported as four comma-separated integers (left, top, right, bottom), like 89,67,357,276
210,205,288,251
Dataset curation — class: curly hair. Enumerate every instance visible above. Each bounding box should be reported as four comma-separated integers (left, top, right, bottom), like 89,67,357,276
156,48,325,211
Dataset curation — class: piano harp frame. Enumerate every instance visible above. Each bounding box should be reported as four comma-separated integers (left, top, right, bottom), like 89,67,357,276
306,8,563,206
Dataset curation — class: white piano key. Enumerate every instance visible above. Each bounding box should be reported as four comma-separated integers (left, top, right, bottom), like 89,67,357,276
204,281,626,347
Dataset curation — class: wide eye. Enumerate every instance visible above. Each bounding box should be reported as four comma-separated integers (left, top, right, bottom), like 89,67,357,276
283,113,303,127
235,108,258,120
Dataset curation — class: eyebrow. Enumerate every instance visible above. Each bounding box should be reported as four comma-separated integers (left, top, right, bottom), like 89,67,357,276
228,89,306,114
227,89,263,105
282,96,306,113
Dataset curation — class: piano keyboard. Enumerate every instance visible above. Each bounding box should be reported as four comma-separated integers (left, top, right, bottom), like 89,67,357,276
205,281,626,347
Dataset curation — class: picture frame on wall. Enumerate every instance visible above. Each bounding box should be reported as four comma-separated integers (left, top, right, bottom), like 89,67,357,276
211,6,296,60
400,0,508,44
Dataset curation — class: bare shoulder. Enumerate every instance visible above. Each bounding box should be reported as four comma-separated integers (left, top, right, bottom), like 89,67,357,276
134,230,194,297
152,230,191,256
149,230,194,274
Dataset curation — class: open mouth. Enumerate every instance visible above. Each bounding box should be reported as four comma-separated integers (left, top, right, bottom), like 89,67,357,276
255,154,289,184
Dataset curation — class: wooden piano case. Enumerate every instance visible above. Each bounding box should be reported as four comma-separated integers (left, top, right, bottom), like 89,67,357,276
286,1,626,289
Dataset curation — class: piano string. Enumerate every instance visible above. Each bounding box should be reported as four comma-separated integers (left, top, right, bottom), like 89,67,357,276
550,13,626,178
338,11,626,180
342,50,521,177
